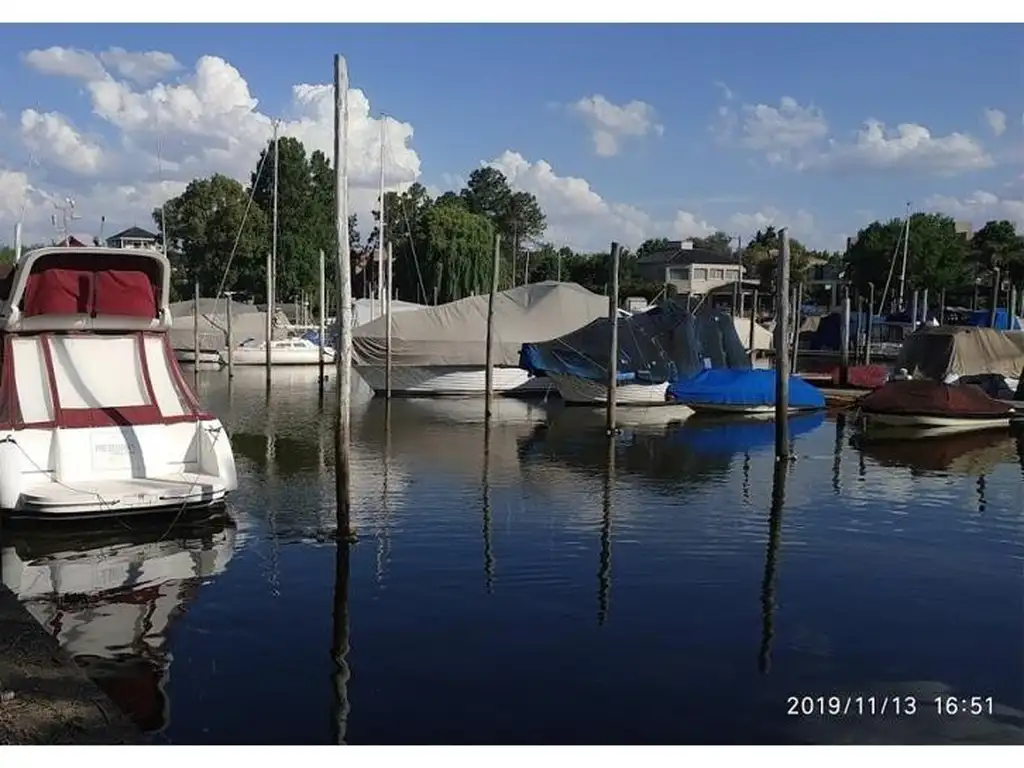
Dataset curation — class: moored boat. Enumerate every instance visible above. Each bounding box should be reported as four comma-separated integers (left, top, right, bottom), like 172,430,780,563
666,368,826,414
352,282,608,397
855,379,1014,430
520,301,750,407
0,246,238,519
225,334,335,366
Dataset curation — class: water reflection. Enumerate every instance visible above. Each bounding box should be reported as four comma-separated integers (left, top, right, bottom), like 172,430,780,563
758,460,787,675
851,427,1018,477
0,509,236,735
481,422,495,593
597,437,614,626
331,538,351,744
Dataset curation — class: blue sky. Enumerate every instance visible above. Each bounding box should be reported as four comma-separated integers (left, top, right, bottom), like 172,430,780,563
0,23,1022,251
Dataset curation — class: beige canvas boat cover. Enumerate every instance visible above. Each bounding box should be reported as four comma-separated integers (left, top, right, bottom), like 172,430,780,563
168,299,289,350
352,281,609,367
895,325,1024,382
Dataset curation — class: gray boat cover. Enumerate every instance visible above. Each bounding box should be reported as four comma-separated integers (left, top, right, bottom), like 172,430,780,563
351,281,609,367
168,298,288,350
894,325,1024,382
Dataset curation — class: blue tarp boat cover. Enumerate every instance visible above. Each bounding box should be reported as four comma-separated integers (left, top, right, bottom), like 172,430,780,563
965,309,1023,331
519,301,750,384
666,369,826,409
672,410,826,455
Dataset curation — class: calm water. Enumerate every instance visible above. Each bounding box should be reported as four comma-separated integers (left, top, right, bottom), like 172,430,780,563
2,367,1022,744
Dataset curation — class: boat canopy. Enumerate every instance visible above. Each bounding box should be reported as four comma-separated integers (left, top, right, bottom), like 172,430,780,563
894,326,1024,383
0,247,172,333
858,379,1013,418
0,331,210,430
666,369,826,410
167,298,279,350
519,302,750,384
351,282,608,368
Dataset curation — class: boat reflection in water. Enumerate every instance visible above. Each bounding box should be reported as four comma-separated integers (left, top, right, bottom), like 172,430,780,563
0,507,237,735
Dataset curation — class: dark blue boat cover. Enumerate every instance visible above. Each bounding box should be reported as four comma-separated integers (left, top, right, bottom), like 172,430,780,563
666,369,826,409
672,410,826,455
519,301,750,384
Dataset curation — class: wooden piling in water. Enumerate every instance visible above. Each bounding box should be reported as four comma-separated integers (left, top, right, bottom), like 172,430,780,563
318,248,326,398
865,282,875,366
265,251,273,386
839,285,851,387
910,289,919,331
921,288,929,325
192,281,200,375
334,53,354,541
790,282,802,374
224,291,235,379
598,434,614,626
988,268,1002,328
748,288,758,362
605,241,621,436
485,233,502,419
774,230,791,460
385,241,394,401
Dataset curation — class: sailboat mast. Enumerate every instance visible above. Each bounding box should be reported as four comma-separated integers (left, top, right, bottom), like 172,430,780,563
272,120,280,322
377,118,386,318
897,201,910,311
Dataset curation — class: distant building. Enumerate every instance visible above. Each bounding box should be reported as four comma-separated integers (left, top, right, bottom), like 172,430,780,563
56,234,91,248
636,240,749,296
954,220,973,240
107,226,161,250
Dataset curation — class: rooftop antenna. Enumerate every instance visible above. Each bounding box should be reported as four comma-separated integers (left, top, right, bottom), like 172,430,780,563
157,138,168,257
52,197,81,244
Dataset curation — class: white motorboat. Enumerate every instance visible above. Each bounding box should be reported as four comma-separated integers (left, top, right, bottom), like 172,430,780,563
856,379,1014,431
225,336,335,366
0,246,238,519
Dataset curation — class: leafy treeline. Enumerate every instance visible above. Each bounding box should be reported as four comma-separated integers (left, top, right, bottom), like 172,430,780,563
145,135,1022,308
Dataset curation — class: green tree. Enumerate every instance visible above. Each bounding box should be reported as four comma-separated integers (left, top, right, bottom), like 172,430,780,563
692,231,734,253
845,213,970,306
740,227,815,290
970,219,1024,289
154,173,270,300
635,238,671,260
422,200,494,303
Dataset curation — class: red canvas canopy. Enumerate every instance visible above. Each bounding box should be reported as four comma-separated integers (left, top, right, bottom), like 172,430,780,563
21,251,160,319
858,379,1013,418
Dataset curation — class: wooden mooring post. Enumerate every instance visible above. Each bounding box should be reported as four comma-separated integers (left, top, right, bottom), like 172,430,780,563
485,233,501,419
605,241,621,436
773,229,791,460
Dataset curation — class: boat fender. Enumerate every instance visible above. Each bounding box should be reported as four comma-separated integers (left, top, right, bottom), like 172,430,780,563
0,437,25,510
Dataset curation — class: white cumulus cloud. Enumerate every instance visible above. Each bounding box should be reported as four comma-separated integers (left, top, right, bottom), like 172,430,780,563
925,190,1024,230
4,46,422,243
983,108,1007,137
568,94,664,158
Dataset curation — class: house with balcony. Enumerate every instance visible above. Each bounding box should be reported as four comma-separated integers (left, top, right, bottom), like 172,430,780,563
637,240,753,300
107,226,161,251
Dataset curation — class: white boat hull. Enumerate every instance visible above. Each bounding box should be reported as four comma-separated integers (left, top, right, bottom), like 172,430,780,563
226,345,335,366
355,365,554,397
175,349,222,365
687,403,816,415
547,372,674,406
1,420,238,519
862,412,1011,429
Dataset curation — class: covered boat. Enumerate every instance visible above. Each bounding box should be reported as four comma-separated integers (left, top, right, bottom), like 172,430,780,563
519,302,750,406
169,298,270,364
0,247,238,518
855,379,1014,430
666,368,826,414
893,325,1024,393
352,282,608,396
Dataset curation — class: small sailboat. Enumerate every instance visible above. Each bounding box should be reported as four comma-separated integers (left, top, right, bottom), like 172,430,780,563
225,333,336,366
